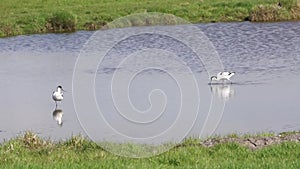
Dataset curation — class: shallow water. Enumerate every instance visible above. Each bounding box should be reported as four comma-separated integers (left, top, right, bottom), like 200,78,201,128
0,21,299,144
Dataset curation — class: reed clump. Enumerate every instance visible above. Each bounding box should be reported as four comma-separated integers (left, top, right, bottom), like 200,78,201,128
46,11,77,32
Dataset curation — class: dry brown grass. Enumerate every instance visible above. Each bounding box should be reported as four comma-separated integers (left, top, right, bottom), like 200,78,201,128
250,4,289,22
20,131,53,149
290,0,300,19
250,1,300,22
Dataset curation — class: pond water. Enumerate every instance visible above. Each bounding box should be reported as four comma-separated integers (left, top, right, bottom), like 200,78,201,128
0,21,300,145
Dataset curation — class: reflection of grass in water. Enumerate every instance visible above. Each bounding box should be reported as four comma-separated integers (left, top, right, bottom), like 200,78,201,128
0,131,300,168
1,0,300,37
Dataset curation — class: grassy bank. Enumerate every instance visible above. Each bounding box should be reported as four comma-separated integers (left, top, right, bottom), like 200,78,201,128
1,0,300,37
0,131,300,168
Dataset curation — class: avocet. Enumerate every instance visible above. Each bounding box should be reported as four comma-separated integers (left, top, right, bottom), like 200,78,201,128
210,71,235,82
52,85,65,107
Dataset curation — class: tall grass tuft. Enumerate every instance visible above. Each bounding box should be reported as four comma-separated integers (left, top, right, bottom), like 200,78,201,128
249,4,290,22
19,131,52,149
46,11,77,32
62,134,99,151
290,0,300,19
250,0,300,22
0,22,22,37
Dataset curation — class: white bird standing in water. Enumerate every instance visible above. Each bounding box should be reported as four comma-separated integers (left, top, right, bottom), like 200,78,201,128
52,85,65,108
210,71,235,82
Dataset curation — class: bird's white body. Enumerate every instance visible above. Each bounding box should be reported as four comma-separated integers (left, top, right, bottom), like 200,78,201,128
52,87,63,101
52,86,64,107
211,71,235,81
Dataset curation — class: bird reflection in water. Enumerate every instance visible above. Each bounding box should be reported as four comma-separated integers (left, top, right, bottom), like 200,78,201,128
210,84,235,101
53,108,63,127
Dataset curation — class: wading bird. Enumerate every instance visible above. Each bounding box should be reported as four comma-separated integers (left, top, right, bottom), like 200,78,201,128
210,71,235,82
52,85,65,108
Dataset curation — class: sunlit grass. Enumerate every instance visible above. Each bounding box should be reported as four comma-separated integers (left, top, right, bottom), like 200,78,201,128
0,0,300,37
0,131,300,168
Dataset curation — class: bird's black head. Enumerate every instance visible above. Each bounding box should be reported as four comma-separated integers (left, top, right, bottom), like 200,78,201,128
57,85,66,92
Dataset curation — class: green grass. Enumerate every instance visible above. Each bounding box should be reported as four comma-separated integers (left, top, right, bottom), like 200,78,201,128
1,131,300,168
1,0,300,37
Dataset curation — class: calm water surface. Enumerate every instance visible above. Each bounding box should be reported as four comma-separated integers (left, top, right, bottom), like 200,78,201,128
0,22,299,144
